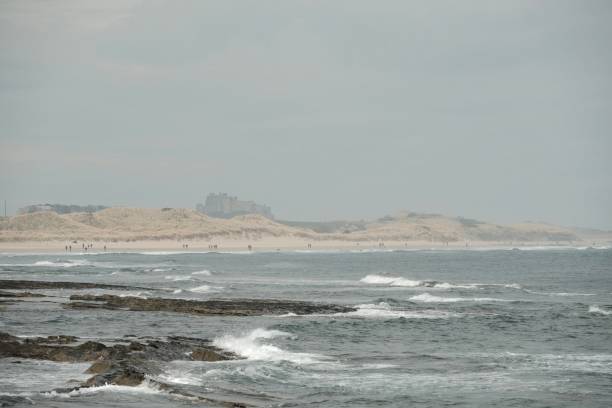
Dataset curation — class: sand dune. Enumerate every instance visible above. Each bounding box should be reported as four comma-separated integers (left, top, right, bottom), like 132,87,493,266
0,207,607,246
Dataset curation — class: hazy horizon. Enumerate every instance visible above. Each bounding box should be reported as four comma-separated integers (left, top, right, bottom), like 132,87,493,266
1,1,611,229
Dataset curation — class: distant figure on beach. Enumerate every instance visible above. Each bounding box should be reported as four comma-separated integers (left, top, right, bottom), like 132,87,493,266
65,245,68,252
307,243,312,249
69,245,71,252
248,245,252,251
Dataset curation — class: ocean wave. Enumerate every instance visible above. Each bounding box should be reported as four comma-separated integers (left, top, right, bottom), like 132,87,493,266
42,379,162,398
589,305,611,315
360,274,520,290
155,360,203,385
117,291,150,299
409,293,510,303
339,302,457,319
189,284,222,293
213,328,324,364
523,289,596,297
489,352,612,374
32,260,90,268
360,274,424,287
191,269,211,276
164,275,193,282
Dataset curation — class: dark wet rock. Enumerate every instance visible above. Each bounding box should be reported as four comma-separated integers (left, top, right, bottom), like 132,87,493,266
84,360,147,387
0,338,110,362
65,294,356,316
85,359,112,374
192,347,229,362
0,395,33,407
0,279,149,291
0,290,45,298
0,331,245,406
23,335,78,345
0,331,235,364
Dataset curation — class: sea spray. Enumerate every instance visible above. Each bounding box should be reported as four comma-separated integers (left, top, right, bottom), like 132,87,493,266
213,328,324,364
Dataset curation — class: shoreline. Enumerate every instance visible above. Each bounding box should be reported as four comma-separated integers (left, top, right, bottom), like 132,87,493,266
0,238,604,254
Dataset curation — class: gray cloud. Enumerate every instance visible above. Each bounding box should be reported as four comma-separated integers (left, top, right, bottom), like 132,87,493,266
1,0,611,228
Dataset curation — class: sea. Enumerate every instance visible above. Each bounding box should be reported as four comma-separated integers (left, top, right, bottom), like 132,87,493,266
1,246,611,407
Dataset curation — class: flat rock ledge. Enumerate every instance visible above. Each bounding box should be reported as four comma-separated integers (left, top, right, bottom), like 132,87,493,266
0,332,245,407
0,279,149,291
64,294,356,316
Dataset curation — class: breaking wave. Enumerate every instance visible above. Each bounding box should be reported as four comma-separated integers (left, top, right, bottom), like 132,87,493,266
213,328,324,364
360,274,425,287
191,269,211,276
189,285,217,293
33,260,90,268
164,275,193,282
523,289,596,297
589,305,611,315
360,274,520,290
336,302,457,319
42,379,163,398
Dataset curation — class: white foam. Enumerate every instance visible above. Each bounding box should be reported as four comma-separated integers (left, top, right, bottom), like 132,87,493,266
188,284,223,293
276,302,459,319
42,379,162,398
524,289,596,297
191,269,212,276
432,282,479,289
118,291,150,299
589,305,611,315
213,328,323,364
157,369,202,386
360,274,422,287
359,274,519,290
32,260,89,268
189,285,212,293
164,275,193,281
410,292,509,303
339,302,456,319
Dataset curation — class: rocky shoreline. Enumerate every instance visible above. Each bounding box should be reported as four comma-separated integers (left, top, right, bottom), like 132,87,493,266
64,293,355,316
0,278,356,405
0,279,148,291
0,331,244,407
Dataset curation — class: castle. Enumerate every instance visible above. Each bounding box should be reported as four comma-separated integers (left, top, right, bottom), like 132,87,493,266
196,193,273,219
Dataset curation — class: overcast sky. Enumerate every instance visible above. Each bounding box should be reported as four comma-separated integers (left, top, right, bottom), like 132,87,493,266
1,0,611,228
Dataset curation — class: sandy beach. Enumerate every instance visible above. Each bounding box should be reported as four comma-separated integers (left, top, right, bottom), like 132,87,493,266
0,237,598,254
